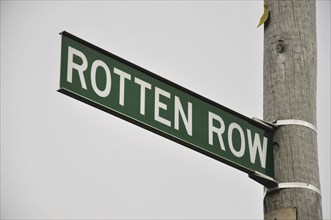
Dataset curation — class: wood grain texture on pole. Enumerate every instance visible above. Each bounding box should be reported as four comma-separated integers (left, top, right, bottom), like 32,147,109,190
263,0,322,219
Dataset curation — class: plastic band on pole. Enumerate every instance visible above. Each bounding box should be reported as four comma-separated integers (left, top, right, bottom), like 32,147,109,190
265,182,321,196
276,119,317,133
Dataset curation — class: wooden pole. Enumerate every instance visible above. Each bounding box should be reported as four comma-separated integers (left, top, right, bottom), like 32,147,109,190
263,0,322,219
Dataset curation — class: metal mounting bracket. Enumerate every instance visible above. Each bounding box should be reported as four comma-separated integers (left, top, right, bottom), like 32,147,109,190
248,171,278,188
252,117,278,131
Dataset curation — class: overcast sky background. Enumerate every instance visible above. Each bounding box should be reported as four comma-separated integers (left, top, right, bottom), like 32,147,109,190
1,1,330,219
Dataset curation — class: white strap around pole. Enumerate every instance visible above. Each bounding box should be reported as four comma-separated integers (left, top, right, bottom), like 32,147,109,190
276,119,317,133
265,182,321,196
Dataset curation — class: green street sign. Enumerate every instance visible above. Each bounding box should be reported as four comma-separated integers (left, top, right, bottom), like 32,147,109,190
58,31,276,187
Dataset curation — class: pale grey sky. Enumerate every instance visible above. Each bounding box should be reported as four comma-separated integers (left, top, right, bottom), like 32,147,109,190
1,1,330,219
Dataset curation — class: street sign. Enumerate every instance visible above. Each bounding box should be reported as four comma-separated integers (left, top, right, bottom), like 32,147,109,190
58,31,276,186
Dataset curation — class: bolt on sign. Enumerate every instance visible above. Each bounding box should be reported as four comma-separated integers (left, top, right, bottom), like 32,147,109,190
58,31,275,186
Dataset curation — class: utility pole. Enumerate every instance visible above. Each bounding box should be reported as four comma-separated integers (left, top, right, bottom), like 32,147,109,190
263,0,322,219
